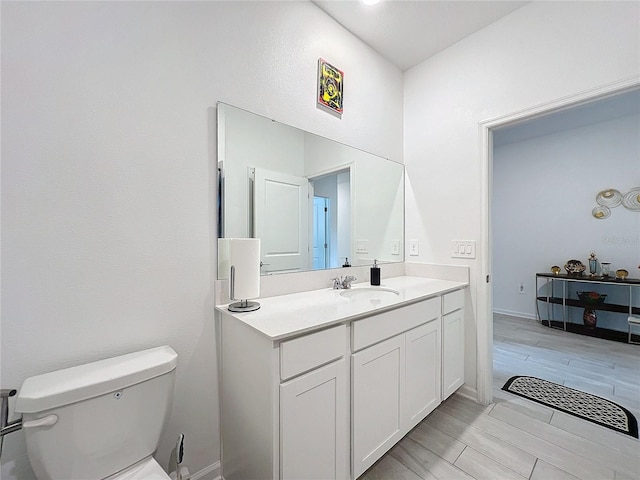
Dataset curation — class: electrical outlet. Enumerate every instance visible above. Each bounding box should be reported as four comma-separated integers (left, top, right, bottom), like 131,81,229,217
391,240,400,255
409,240,419,256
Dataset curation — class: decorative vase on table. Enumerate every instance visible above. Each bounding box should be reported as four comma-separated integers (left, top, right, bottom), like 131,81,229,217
588,251,597,278
577,291,607,329
583,309,597,328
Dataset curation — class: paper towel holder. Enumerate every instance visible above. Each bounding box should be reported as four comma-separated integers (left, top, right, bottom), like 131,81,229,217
228,265,261,312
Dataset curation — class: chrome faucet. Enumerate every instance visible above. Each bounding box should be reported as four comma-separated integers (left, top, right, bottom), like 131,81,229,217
342,275,357,288
332,275,357,289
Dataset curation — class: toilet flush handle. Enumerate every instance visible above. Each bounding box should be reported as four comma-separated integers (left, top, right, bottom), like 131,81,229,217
23,414,58,429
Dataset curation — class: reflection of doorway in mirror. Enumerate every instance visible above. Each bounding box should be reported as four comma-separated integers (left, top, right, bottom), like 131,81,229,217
309,169,351,269
313,197,329,270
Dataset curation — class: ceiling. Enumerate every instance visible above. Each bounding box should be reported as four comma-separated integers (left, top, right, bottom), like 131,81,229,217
312,1,640,143
312,0,530,71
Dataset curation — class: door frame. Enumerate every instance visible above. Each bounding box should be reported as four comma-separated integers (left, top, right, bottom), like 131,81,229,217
308,165,352,267
312,195,330,269
477,75,640,405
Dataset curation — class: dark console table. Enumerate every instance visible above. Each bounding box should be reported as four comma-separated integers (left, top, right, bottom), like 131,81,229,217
535,273,640,344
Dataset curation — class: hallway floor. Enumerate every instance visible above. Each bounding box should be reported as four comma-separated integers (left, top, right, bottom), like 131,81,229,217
361,314,640,480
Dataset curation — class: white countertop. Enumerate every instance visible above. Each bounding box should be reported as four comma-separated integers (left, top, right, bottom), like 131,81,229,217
216,276,468,341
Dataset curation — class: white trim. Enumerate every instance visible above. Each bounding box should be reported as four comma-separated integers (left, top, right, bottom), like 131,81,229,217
478,75,640,406
455,384,478,402
480,75,640,129
191,461,220,480
493,309,536,320
477,121,493,406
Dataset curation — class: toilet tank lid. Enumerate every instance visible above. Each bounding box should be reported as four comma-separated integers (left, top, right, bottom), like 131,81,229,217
15,346,177,414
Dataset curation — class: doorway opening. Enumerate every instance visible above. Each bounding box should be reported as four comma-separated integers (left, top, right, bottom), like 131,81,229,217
310,169,351,270
478,79,640,405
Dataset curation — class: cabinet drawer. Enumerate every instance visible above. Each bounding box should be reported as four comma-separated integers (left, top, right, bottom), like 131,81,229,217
352,297,440,352
280,324,346,381
443,289,464,314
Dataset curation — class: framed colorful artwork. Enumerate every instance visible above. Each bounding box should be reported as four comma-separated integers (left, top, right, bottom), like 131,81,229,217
317,58,344,115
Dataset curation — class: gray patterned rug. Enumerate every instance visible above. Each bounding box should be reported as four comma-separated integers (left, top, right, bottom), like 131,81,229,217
502,376,638,438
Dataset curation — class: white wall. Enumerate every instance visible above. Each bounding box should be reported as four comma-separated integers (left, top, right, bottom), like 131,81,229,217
337,172,351,265
404,1,640,392
0,2,403,479
493,112,640,324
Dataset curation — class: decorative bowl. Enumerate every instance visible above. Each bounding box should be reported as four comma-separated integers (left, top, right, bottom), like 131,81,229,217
577,291,607,305
616,269,629,280
564,260,585,275
551,265,561,275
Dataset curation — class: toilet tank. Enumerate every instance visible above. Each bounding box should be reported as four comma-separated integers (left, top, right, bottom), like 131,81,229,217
15,346,178,480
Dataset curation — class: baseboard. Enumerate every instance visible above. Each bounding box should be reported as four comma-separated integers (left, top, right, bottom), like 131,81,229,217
190,461,220,480
493,308,536,320
456,384,478,403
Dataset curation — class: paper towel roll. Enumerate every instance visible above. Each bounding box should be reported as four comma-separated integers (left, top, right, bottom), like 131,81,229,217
229,238,261,300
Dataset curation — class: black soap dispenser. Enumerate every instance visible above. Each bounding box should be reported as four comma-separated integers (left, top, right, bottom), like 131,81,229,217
370,259,381,286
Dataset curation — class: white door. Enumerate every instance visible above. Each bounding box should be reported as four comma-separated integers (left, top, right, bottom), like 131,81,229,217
351,335,405,479
405,320,441,430
280,360,348,480
253,168,310,274
442,309,465,399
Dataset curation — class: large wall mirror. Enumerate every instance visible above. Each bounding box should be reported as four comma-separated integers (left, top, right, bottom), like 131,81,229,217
217,102,404,278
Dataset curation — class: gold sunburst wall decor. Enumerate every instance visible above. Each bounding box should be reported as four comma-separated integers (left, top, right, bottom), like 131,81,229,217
317,58,344,116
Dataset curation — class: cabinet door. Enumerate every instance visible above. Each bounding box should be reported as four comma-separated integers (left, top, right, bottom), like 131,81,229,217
352,335,405,479
405,320,441,430
442,309,464,399
280,360,348,480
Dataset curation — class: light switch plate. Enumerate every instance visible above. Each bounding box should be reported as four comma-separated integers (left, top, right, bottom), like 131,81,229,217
452,240,476,258
409,240,419,256
355,240,369,255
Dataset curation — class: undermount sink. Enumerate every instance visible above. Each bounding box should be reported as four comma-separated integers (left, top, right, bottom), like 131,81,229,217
339,287,400,299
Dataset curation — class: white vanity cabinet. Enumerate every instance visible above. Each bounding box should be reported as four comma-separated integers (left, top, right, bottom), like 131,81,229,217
280,326,349,480
351,298,441,478
219,277,467,480
405,319,441,428
442,289,465,399
220,316,349,480
352,335,405,478
281,359,348,479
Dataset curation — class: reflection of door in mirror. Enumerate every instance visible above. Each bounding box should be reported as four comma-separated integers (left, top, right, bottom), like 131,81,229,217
253,167,310,274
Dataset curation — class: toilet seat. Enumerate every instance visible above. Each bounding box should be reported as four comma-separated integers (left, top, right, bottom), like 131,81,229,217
106,456,171,480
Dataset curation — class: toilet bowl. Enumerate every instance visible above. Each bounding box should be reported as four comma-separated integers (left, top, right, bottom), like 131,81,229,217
15,346,178,480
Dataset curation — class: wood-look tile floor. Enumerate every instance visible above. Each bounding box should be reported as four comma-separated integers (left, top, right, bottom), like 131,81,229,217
361,314,640,480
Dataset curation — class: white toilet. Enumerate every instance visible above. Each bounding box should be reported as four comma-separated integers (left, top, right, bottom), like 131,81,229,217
15,345,178,480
